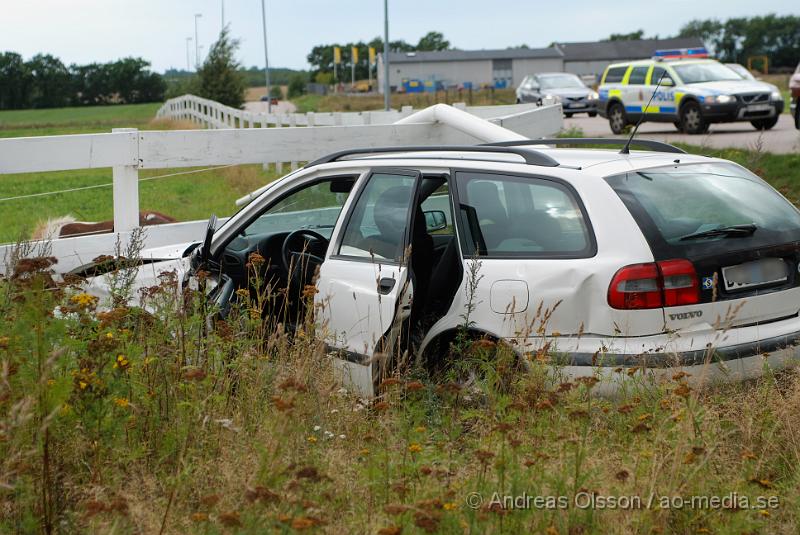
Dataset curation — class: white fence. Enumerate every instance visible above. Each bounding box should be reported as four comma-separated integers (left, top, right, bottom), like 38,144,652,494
1,100,563,275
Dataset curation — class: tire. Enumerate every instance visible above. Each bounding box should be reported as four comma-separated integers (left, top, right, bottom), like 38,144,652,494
588,111,598,118
607,102,627,134
564,112,574,118
795,101,800,130
673,121,683,132
679,101,708,135
751,116,779,131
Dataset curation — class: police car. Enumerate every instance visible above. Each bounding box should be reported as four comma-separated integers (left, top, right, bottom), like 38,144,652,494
598,48,785,134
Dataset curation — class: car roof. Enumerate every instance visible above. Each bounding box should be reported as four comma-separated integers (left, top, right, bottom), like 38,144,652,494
314,147,714,178
605,58,717,70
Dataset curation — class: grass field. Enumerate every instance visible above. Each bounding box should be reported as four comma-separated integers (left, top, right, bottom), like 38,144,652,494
0,103,163,138
292,88,517,113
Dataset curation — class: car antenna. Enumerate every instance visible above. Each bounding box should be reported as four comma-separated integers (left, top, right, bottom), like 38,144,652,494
620,70,667,155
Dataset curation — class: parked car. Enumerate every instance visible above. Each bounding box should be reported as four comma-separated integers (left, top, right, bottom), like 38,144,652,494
598,56,784,134
516,73,599,117
791,62,800,129
157,140,800,396
260,95,279,105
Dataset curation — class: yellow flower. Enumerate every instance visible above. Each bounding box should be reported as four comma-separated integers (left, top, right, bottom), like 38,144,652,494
113,354,130,370
408,443,422,453
359,448,370,455
105,332,114,339
70,293,98,309
415,426,427,433
0,336,9,349
47,379,56,387
307,436,318,443
59,403,72,416
759,509,771,517
114,398,130,408
79,381,88,390
443,502,458,511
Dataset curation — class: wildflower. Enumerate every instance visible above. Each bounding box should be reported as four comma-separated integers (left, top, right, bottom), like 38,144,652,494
191,512,208,522
79,381,88,390
408,443,422,453
47,379,56,387
235,288,250,299
313,425,321,432
113,354,130,371
307,436,318,443
248,252,266,266
443,502,458,511
0,336,9,349
218,511,241,527
330,409,339,414
406,381,425,391
759,509,771,517
70,292,98,309
113,398,129,408
338,434,346,440
360,448,370,456
105,332,114,339
415,426,427,433
323,431,334,439
291,517,315,530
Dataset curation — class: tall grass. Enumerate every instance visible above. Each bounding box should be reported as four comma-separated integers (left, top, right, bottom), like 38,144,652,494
1,247,799,534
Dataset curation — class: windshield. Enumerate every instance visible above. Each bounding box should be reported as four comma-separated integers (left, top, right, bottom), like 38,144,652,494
605,163,800,248
673,62,741,84
727,64,755,81
538,74,585,90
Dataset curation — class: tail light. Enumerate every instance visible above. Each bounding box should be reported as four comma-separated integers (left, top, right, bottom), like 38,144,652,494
608,259,699,310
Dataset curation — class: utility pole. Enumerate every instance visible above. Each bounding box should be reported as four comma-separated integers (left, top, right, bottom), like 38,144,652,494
221,0,225,32
383,0,390,110
194,13,202,70
260,0,272,113
185,37,193,71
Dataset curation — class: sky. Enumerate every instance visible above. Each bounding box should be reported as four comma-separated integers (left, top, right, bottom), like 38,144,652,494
1,0,797,72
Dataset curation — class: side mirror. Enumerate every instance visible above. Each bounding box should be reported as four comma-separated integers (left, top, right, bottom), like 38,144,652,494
424,210,447,232
200,214,218,265
661,78,675,87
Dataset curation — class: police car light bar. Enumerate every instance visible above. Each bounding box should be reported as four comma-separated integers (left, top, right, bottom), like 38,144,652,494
653,47,709,60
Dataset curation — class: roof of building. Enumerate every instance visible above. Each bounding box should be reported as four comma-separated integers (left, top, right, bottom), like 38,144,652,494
387,47,563,64
555,37,705,62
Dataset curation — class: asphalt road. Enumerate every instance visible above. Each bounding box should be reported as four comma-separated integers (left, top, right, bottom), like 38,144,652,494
563,113,800,154
243,100,298,115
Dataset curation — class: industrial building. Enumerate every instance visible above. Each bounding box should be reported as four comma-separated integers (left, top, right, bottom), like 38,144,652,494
377,37,705,92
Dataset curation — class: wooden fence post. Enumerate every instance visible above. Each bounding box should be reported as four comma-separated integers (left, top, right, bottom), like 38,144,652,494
112,128,140,232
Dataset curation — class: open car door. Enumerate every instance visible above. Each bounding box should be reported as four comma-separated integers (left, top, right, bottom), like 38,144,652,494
316,169,421,397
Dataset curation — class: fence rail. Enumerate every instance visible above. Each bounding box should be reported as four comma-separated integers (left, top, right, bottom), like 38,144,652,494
1,99,563,275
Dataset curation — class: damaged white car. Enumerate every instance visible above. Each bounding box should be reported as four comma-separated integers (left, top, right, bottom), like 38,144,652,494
86,140,800,396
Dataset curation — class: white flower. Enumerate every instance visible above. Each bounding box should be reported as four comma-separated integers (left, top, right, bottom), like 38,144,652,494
330,409,339,414
313,425,321,432
337,387,348,395
338,434,346,440
323,431,334,439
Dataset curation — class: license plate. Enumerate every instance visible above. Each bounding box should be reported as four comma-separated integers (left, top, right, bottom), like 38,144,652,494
746,104,771,112
569,102,587,108
721,258,788,291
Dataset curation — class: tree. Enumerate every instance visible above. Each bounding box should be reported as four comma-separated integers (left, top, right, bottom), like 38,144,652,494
604,30,646,41
27,54,71,108
197,28,247,108
0,52,32,109
287,74,306,98
416,31,450,51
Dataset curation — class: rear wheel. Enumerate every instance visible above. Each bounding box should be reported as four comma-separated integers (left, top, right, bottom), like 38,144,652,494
795,100,800,129
588,111,598,118
680,101,708,135
751,116,779,130
607,102,627,134
564,112,574,118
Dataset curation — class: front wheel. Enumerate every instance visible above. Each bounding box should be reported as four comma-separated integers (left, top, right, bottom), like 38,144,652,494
673,121,683,132
680,101,708,135
588,111,598,118
564,112,574,118
795,101,800,130
751,116,779,131
607,102,627,134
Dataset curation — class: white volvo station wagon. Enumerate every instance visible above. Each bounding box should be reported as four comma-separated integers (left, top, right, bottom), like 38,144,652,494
181,139,800,396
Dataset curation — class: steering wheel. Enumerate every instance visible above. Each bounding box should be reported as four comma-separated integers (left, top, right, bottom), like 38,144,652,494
280,229,329,288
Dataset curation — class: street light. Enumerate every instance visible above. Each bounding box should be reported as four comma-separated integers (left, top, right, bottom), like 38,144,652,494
185,37,193,71
221,0,225,32
194,13,202,70
383,0,390,111
260,0,272,113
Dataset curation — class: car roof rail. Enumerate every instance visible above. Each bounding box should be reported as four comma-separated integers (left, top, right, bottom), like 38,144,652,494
306,145,561,168
485,138,687,154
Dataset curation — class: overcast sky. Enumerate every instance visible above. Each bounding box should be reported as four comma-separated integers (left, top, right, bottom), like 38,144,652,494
1,0,797,72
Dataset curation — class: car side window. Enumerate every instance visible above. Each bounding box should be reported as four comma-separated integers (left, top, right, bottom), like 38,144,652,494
455,171,594,258
604,66,628,84
650,66,673,85
240,177,355,237
628,66,649,85
420,181,454,236
338,172,417,261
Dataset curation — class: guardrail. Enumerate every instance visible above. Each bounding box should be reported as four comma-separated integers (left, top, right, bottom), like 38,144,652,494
1,101,563,274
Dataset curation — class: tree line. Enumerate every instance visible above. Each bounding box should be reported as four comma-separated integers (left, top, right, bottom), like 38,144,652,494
0,52,165,110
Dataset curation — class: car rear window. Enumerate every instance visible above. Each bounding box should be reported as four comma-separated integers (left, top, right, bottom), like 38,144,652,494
455,171,595,258
604,66,628,84
605,163,800,258
627,66,649,85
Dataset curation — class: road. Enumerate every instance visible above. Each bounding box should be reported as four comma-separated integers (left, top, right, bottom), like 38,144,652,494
563,113,799,154
243,100,298,115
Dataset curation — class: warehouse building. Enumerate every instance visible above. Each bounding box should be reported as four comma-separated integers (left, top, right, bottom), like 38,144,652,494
377,37,705,92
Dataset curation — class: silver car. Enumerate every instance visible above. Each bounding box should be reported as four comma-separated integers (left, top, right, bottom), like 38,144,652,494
516,73,599,117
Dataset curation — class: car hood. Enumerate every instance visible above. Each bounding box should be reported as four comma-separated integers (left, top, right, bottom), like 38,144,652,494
689,80,778,95
543,87,591,98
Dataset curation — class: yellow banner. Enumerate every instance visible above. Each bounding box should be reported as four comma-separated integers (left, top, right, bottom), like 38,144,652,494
351,46,359,64
333,46,341,65
368,47,376,65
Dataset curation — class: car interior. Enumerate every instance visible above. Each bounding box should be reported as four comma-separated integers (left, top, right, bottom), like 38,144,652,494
213,172,465,340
